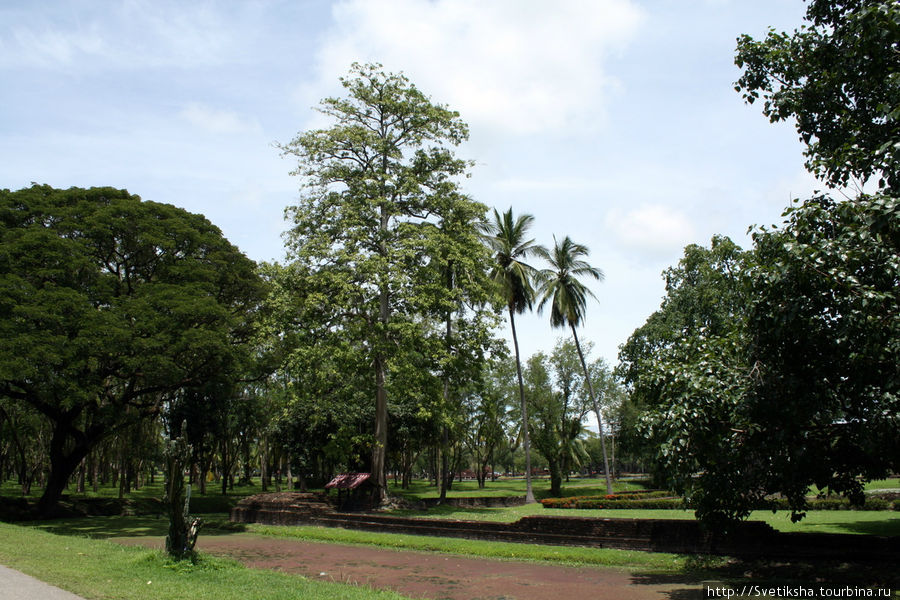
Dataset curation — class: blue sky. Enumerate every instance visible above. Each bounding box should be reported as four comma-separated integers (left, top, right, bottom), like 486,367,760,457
1,0,821,383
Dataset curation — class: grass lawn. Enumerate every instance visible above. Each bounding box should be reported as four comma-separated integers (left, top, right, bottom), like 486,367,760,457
390,501,900,536
387,475,653,500
26,514,690,572
0,521,410,600
18,515,899,594
866,477,900,491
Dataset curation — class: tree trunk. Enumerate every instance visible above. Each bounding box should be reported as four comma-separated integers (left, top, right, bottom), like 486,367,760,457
549,459,562,497
165,425,201,561
91,450,99,493
439,425,449,501
285,453,293,491
38,428,91,515
510,307,536,503
373,353,388,502
260,436,269,492
221,439,229,496
370,200,391,504
76,458,86,493
571,325,613,495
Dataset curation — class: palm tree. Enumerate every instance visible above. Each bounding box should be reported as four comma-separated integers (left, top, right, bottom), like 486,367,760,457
536,235,614,494
482,208,543,503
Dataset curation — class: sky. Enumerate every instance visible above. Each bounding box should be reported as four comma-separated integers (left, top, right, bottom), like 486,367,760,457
1,0,823,390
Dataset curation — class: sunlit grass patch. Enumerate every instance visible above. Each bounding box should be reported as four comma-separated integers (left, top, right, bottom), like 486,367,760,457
0,522,409,600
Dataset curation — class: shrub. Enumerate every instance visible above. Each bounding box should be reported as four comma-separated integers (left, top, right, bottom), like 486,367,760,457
540,494,897,511
541,497,684,509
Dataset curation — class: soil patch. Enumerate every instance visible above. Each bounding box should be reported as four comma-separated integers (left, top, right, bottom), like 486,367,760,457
117,533,704,599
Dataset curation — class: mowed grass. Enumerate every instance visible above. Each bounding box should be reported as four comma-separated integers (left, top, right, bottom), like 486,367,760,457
246,522,690,571
387,475,652,500
24,514,691,572
395,503,900,536
0,521,410,600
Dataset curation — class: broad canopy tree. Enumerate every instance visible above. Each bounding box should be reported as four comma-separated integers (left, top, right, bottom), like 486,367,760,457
748,194,900,514
621,199,900,523
0,185,264,513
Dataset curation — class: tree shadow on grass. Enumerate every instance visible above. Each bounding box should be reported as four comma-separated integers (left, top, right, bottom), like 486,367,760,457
812,517,900,537
30,515,246,539
629,555,900,599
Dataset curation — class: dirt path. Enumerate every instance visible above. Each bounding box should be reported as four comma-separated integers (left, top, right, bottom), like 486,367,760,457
119,533,705,599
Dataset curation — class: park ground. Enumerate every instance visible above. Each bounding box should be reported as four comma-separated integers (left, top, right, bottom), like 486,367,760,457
0,476,898,599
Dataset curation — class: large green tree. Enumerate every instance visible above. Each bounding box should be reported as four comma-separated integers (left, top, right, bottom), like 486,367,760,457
280,63,483,501
748,193,900,513
735,0,900,192
618,236,751,410
622,200,900,523
524,342,593,497
535,235,613,494
0,185,264,513
482,208,543,503
617,237,759,522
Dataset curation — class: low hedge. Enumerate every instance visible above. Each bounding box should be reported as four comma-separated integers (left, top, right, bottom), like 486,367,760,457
541,497,683,509
541,496,898,511
761,497,895,511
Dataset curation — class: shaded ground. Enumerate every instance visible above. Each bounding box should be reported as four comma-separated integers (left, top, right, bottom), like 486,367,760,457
118,533,707,600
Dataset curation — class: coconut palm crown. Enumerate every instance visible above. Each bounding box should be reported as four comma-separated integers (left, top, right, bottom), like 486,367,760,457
483,208,543,314
536,235,604,327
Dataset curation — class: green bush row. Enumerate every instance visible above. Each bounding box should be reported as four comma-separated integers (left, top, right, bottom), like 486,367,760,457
541,496,898,511
541,498,684,509
760,497,896,511
544,490,673,505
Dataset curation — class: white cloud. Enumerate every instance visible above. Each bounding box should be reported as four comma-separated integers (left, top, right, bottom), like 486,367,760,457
0,1,239,70
304,0,645,136
4,25,106,67
179,103,261,135
605,204,697,260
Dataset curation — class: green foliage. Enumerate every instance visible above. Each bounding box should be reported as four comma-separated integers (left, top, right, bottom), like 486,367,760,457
540,494,894,511
278,64,497,494
0,185,264,511
535,235,604,330
541,497,684,510
535,234,613,494
617,236,755,504
516,340,614,497
735,0,900,192
748,193,900,511
483,208,543,316
620,194,900,525
461,359,511,488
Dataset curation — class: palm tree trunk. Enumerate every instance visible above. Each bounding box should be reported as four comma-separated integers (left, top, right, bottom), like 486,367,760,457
571,324,613,495
510,307,536,503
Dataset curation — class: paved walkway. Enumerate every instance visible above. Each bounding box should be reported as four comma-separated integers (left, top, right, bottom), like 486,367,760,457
0,564,86,600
